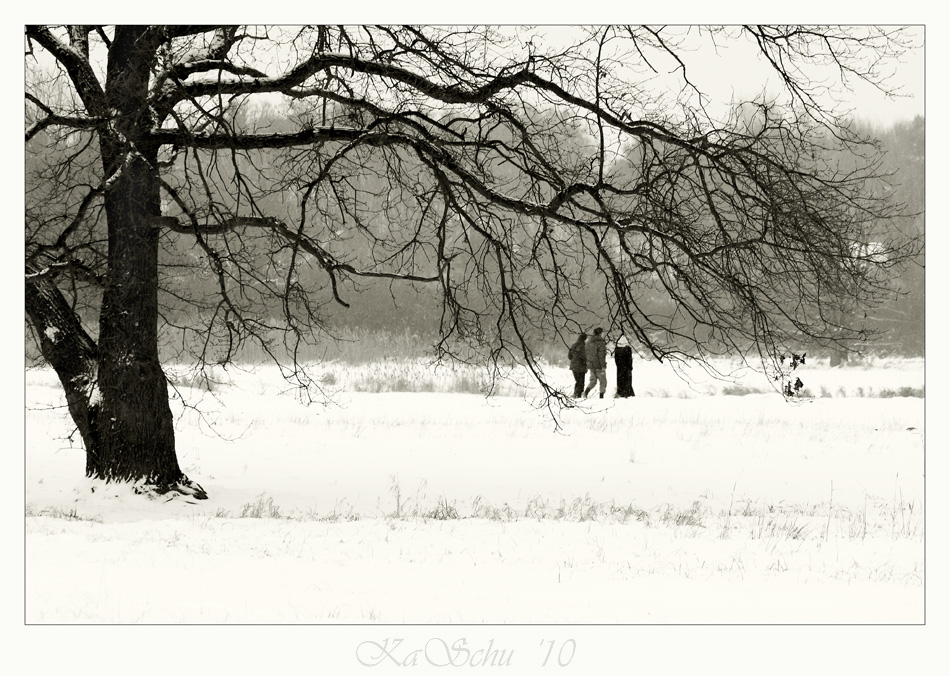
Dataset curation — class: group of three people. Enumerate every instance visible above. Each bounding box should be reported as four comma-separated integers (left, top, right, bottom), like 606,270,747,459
568,328,636,399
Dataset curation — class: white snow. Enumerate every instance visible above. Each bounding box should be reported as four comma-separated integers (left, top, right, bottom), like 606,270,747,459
25,358,924,624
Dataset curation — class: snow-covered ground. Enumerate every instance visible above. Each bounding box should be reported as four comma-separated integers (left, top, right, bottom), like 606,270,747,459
25,358,924,624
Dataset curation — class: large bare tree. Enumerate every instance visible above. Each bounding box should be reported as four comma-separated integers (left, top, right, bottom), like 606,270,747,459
25,25,920,497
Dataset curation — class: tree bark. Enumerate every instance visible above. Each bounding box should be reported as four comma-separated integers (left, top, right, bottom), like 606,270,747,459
84,27,204,496
94,150,185,486
25,264,100,474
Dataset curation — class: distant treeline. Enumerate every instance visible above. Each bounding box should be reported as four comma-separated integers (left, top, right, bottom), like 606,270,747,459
248,116,925,360
25,107,924,364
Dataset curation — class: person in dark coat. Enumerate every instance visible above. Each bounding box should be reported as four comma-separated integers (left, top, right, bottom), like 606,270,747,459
583,327,608,398
614,335,635,397
567,333,588,398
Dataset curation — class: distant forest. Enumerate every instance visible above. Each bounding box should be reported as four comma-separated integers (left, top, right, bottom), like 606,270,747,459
28,102,925,362
172,107,919,360
325,115,925,359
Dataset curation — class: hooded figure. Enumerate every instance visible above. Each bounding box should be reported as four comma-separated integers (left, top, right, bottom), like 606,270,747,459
567,333,588,397
614,335,635,398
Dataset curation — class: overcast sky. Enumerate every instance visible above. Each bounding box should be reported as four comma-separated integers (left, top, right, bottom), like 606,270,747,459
20,24,924,130
529,25,924,128
686,26,924,126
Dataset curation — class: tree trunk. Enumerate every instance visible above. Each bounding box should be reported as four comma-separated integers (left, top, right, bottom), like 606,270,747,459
27,203,206,497
33,26,207,498
94,147,186,488
25,262,100,474
829,349,848,368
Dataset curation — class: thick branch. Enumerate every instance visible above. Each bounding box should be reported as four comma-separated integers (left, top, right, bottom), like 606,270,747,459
25,25,108,116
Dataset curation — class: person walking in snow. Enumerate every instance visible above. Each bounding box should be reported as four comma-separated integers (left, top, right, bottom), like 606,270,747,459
614,335,635,398
583,327,608,399
567,332,588,398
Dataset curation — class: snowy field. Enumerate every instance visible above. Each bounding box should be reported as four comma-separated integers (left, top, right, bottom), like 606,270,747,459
25,357,925,624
